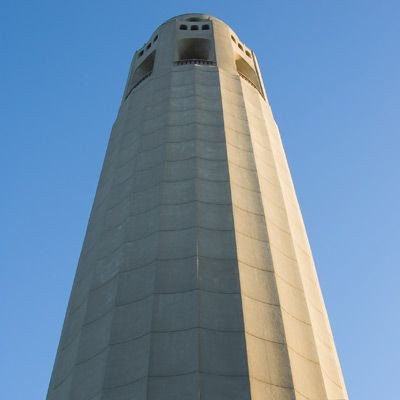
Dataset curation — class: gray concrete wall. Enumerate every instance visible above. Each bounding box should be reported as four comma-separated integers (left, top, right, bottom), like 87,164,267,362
47,14,347,400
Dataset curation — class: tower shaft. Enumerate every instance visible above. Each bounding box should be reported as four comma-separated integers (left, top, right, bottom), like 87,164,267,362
47,14,347,400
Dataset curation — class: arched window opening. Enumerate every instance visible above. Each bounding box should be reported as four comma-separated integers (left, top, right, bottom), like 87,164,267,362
245,50,251,58
180,24,188,30
202,24,210,30
191,25,199,30
178,38,210,61
231,35,236,43
138,50,144,57
153,35,158,43
238,43,243,51
235,55,263,96
126,51,156,99
186,17,201,22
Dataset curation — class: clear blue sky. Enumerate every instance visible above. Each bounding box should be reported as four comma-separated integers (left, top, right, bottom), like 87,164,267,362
1,1,399,398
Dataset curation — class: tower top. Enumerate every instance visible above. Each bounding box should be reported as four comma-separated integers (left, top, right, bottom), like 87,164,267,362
122,12,266,104
163,13,226,25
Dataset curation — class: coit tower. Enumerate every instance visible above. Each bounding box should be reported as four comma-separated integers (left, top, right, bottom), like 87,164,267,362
47,13,348,400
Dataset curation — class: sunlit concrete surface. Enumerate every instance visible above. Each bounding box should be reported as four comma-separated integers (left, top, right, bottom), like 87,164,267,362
47,14,348,400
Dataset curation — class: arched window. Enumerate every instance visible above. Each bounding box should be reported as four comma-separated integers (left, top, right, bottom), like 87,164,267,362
153,35,158,43
235,55,263,95
126,51,156,99
202,24,210,30
191,25,199,30
180,24,188,30
178,38,210,61
146,43,151,50
245,50,251,58
231,35,236,43
238,43,243,51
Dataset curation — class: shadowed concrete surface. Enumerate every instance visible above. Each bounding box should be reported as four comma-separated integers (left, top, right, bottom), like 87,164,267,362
47,14,348,400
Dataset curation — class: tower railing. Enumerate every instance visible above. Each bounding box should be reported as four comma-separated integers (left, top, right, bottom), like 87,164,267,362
174,59,217,66
124,72,152,100
238,71,265,98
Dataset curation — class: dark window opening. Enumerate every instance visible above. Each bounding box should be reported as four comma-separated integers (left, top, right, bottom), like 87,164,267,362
231,35,236,43
146,43,151,50
186,17,201,22
191,25,199,30
235,55,263,95
238,43,243,51
138,50,144,57
245,50,251,58
180,24,188,30
178,38,210,61
126,51,156,99
202,24,210,30
153,35,158,42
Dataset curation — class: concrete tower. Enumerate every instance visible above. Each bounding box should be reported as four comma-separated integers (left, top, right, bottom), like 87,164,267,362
47,14,348,400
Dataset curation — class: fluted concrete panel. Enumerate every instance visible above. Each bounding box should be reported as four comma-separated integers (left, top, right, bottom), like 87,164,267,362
47,13,347,400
